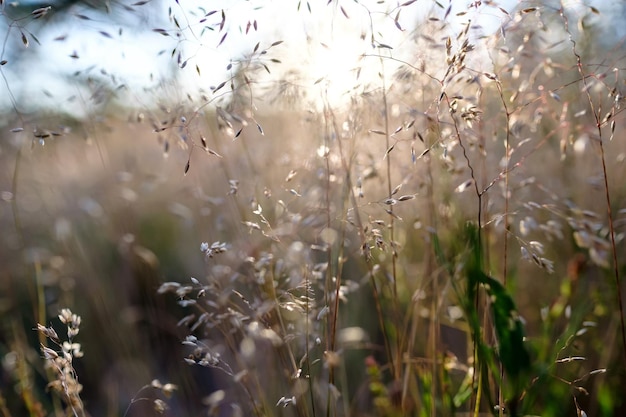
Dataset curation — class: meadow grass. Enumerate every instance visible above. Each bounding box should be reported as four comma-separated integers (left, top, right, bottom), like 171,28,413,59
1,1,626,416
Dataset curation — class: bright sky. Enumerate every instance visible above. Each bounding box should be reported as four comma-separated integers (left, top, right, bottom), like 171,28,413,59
0,0,618,120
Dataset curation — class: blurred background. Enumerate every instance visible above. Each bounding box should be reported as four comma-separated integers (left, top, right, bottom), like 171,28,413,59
1,1,626,416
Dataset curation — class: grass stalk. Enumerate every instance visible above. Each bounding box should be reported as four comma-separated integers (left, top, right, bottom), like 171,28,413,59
558,3,626,371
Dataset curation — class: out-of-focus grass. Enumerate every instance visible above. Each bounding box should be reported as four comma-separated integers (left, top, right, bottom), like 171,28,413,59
0,99,623,415
1,2,626,417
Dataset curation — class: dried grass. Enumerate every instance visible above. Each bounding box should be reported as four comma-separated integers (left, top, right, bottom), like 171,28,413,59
1,1,626,417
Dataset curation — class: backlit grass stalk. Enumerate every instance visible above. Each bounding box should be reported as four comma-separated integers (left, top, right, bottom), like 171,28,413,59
443,90,485,415
491,69,513,417
320,98,339,417
378,56,403,383
558,3,626,370
325,101,397,404
357,0,401,384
